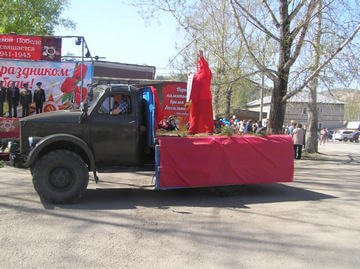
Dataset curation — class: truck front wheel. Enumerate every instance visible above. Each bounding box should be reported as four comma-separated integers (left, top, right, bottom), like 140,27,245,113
32,150,89,204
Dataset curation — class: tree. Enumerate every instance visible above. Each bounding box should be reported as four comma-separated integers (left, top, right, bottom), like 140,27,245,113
133,0,262,117
306,0,322,153
229,0,360,134
0,0,75,35
299,0,360,152
134,0,360,130
229,0,317,133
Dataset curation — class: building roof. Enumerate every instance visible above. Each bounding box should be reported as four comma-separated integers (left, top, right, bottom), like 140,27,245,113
247,91,345,106
92,60,156,80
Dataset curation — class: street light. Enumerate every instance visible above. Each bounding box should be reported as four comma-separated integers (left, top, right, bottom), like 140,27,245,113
73,36,91,105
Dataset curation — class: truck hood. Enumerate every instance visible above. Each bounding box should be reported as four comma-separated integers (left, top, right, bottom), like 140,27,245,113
20,110,82,124
19,110,87,155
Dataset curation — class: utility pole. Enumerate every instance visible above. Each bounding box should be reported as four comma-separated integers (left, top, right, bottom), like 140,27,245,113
260,41,266,122
81,37,84,104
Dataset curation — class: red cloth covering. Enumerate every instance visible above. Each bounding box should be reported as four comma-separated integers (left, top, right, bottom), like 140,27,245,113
149,86,163,129
0,117,20,138
188,57,214,134
157,135,294,188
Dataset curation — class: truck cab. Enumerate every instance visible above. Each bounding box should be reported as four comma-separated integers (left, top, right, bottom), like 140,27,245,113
19,84,157,203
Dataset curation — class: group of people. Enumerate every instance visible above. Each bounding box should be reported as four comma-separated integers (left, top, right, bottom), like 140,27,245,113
319,127,331,145
214,116,267,135
0,80,46,118
158,116,179,131
285,120,305,159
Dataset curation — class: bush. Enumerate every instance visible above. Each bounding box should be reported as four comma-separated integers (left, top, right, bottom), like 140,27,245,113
220,125,235,137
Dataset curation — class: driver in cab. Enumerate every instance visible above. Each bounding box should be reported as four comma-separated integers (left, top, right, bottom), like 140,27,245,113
110,94,129,115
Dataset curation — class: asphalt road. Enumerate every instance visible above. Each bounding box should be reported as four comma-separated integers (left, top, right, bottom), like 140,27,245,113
0,142,359,268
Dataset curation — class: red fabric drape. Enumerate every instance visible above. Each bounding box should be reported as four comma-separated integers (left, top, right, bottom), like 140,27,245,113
149,86,163,130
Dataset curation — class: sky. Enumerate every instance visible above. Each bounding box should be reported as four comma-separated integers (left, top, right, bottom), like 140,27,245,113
55,0,180,76
54,0,359,89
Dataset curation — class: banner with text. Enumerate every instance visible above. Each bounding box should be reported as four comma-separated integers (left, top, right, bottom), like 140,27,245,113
162,82,189,129
0,34,62,61
0,59,93,113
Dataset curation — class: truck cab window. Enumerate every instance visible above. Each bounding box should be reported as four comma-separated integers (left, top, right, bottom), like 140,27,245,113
98,94,131,115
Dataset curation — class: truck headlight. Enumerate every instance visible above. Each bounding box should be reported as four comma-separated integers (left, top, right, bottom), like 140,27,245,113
28,137,34,147
28,137,42,149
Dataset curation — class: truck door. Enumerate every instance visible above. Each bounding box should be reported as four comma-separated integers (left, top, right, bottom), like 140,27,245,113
89,93,139,167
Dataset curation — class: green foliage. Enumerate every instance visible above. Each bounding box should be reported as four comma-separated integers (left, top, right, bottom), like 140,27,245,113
0,0,75,35
252,130,267,137
219,125,234,137
62,91,74,103
0,160,4,168
156,73,187,82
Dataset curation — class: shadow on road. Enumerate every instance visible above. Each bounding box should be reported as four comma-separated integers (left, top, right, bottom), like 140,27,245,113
52,183,337,210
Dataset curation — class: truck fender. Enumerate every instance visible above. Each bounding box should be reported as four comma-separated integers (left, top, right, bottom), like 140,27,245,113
26,133,96,171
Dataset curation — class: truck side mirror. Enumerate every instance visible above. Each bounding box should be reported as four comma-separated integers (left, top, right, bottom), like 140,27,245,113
88,87,94,102
79,102,88,123
80,102,88,114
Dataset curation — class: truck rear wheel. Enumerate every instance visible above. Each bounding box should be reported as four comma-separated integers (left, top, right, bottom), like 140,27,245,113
32,150,89,204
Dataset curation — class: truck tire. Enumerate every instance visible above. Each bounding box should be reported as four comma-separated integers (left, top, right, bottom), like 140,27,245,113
32,150,89,204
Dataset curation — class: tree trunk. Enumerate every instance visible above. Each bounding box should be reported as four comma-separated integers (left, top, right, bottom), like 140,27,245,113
305,0,322,153
268,0,291,134
268,77,288,134
213,84,221,116
225,85,232,117
306,90,318,153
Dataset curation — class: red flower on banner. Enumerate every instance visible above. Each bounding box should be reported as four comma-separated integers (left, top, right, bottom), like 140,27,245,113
61,77,75,94
74,86,88,104
73,64,88,80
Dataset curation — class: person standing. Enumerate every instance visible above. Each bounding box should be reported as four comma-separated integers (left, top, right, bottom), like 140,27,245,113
20,83,32,117
288,120,296,135
292,123,305,159
33,82,46,113
187,50,214,134
319,127,326,145
0,80,7,117
244,120,253,133
6,81,20,118
255,121,266,134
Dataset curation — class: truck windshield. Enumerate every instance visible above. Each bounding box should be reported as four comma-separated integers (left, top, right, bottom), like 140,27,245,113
87,85,107,111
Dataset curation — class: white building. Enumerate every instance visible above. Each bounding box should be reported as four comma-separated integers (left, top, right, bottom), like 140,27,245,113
247,91,345,129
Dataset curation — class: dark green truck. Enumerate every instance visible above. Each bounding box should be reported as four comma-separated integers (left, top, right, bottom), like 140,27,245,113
12,83,294,204
15,84,157,203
